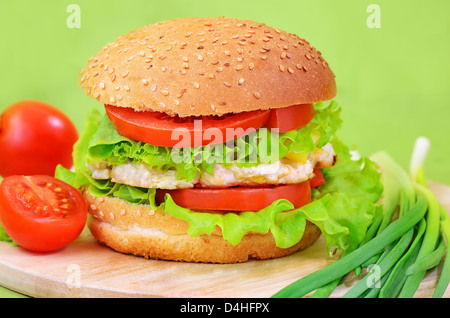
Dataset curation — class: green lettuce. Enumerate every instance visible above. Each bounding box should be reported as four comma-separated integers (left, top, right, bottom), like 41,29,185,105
56,101,382,251
75,101,342,182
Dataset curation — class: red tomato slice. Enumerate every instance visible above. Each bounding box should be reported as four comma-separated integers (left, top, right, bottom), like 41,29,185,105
105,105,271,148
0,175,88,252
310,168,326,188
155,182,311,212
265,104,315,133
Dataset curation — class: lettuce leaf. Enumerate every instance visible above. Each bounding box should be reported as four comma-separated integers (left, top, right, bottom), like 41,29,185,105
77,100,342,182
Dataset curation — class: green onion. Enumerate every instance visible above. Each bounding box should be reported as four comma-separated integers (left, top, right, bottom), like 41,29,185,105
405,235,444,276
271,137,450,298
271,194,427,298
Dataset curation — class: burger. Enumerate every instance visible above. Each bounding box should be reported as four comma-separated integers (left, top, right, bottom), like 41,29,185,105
57,17,383,263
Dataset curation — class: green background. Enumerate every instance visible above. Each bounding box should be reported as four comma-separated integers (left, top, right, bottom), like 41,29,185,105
0,0,449,297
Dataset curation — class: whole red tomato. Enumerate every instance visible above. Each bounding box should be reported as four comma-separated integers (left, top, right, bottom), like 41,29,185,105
0,100,78,177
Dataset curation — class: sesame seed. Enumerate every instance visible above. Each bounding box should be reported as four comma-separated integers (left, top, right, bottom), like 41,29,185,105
139,50,145,57
174,99,180,105
158,102,166,108
253,91,261,99
238,78,245,85
197,54,204,61
110,96,116,103
279,64,285,72
303,65,308,71
296,64,302,69
235,65,243,71
224,82,231,87
183,56,189,62
216,67,223,72
182,62,189,69
124,85,130,91
120,209,126,216
116,94,123,101
90,204,97,211
114,86,120,91
260,55,267,60
161,66,167,72
280,52,287,59
161,90,169,96
248,62,255,70
288,67,294,74
127,56,134,62
305,53,312,60
144,58,152,63
110,212,115,220
211,104,216,111
151,84,157,92
122,70,129,78
142,79,148,86
208,74,215,79
180,69,187,75
193,82,200,89
99,82,105,89
93,92,100,99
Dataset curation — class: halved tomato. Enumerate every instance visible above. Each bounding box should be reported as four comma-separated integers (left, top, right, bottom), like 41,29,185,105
264,104,315,133
105,105,270,148
0,175,88,252
155,181,311,212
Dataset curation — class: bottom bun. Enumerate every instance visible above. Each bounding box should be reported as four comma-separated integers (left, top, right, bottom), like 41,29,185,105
84,189,322,264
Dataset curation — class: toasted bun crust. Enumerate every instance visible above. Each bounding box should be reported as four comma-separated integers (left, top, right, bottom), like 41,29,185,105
79,17,336,117
84,189,321,263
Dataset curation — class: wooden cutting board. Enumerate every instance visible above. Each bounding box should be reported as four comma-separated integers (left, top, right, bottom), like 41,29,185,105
0,181,449,298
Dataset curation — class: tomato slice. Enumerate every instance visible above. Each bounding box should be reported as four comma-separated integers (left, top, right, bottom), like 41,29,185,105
264,104,315,133
0,175,88,252
155,182,311,212
310,168,326,188
105,105,271,148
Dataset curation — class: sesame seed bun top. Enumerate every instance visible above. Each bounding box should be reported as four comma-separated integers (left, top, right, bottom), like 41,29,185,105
78,17,336,117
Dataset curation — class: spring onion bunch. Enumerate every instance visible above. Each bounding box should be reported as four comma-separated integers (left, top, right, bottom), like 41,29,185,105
272,137,450,298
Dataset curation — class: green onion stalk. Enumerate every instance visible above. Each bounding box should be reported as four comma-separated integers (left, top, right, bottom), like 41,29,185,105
272,137,450,298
